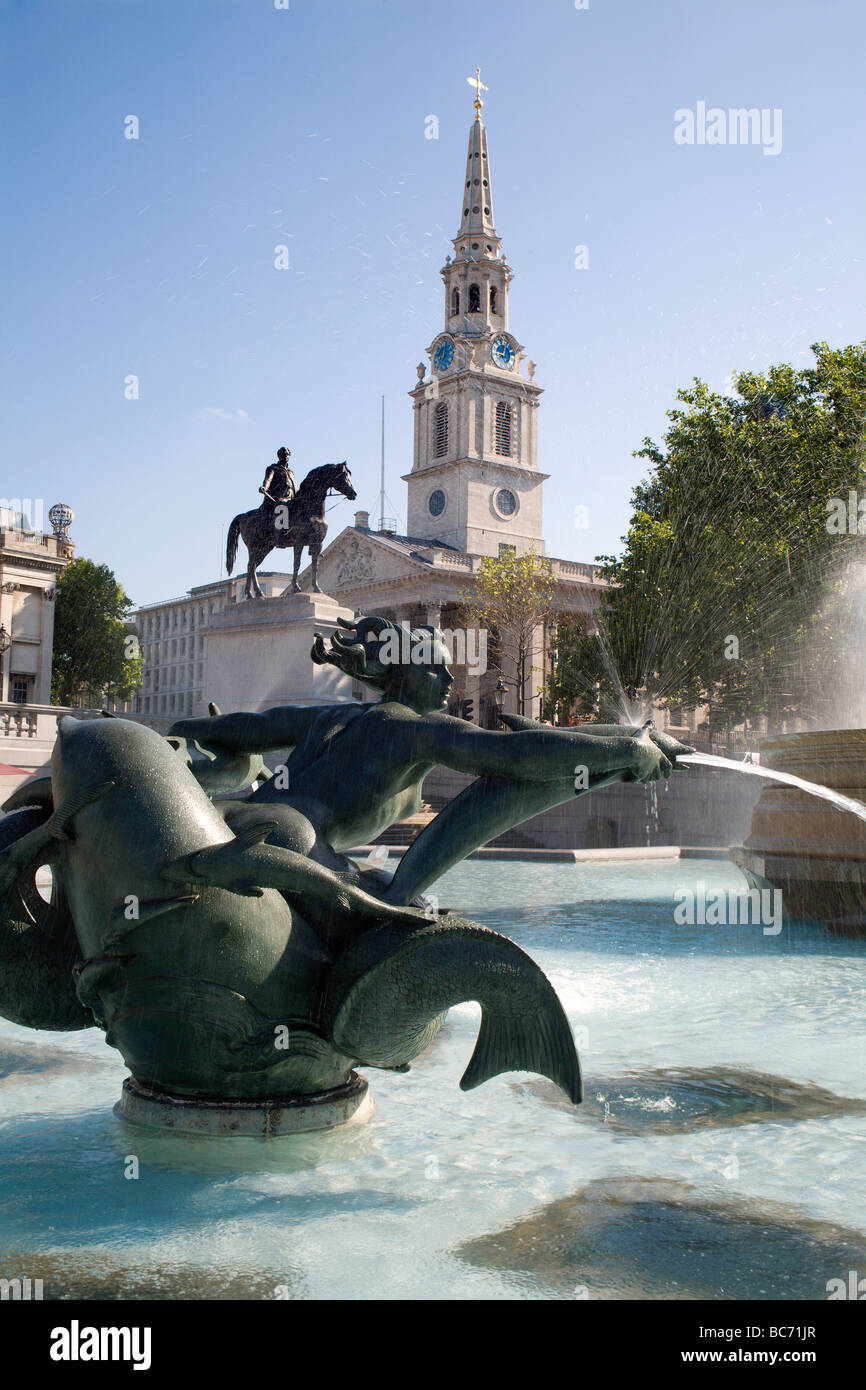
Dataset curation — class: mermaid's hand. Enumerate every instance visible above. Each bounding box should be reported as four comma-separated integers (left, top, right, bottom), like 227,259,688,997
645,724,695,765
627,728,673,783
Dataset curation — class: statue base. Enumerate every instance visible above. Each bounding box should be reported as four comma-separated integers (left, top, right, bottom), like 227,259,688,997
202,590,357,711
115,1073,374,1136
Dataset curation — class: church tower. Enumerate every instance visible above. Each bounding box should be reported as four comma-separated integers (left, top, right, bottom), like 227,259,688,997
404,73,547,556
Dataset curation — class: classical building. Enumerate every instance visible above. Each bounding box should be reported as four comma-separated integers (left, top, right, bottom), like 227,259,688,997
127,571,293,727
304,88,607,724
0,504,76,795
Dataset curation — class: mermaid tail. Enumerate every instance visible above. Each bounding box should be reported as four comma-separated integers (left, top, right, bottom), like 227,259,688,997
323,914,582,1103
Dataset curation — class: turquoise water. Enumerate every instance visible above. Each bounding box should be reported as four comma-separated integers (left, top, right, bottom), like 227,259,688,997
1,858,865,1300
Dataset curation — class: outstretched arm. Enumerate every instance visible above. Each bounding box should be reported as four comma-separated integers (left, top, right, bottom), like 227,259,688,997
415,712,671,784
168,704,318,755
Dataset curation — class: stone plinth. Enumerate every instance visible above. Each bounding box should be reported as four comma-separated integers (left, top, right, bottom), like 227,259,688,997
116,1073,373,1136
731,729,866,931
203,591,356,712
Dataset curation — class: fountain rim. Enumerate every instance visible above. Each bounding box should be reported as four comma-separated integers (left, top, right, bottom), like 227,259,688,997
115,1072,374,1136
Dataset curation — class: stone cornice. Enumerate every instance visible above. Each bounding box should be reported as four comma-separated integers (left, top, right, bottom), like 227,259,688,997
410,368,542,401
402,460,550,483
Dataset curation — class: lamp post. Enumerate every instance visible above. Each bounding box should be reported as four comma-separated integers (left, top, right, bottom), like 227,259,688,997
493,678,508,724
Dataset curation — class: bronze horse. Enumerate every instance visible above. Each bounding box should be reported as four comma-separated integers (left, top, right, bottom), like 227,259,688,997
226,461,356,598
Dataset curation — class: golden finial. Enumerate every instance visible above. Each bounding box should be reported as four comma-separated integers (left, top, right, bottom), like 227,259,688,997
466,67,488,121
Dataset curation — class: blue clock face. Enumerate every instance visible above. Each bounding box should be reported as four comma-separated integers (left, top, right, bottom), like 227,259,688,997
433,338,454,371
491,334,516,369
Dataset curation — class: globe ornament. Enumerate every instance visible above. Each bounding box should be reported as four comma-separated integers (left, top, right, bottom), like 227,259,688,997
48,503,74,539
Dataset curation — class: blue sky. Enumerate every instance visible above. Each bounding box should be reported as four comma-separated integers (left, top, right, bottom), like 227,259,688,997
2,0,864,605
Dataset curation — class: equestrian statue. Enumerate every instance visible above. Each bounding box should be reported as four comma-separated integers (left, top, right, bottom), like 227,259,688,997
225,447,356,599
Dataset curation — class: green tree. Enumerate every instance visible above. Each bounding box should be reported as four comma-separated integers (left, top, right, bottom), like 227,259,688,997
51,558,143,708
547,341,866,731
460,547,557,715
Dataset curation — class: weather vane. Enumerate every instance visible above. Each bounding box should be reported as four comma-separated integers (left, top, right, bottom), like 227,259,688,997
466,67,488,120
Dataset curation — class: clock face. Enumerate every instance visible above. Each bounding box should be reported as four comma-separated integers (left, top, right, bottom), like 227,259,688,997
491,335,516,369
433,338,454,372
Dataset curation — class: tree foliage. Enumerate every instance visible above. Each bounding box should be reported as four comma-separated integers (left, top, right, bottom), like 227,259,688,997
547,341,866,730
51,558,143,708
460,547,557,714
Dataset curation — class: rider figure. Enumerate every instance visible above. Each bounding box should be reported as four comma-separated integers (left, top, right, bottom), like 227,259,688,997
260,447,297,517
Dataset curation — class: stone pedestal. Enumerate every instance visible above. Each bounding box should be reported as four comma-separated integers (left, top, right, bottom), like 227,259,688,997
202,591,356,713
116,1073,374,1136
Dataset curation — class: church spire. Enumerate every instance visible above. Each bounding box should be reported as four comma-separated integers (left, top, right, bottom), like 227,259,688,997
453,68,499,261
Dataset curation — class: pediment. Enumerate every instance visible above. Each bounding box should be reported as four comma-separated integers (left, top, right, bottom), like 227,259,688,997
306,529,435,592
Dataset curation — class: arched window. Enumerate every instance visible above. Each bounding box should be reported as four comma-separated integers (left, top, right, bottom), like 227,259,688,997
468,283,481,313
489,285,498,315
495,401,512,456
434,402,449,458
451,287,460,315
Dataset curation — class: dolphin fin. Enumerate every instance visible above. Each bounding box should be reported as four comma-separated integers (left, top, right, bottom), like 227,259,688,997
50,781,115,840
0,781,115,891
105,894,200,947
231,821,280,849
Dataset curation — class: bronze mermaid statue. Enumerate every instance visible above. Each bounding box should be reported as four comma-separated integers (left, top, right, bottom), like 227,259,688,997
0,617,691,1115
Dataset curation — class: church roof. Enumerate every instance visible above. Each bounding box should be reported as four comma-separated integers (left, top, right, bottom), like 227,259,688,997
352,525,462,561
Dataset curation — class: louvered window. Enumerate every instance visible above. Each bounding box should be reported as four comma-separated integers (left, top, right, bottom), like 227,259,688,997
451,287,460,315
468,283,481,313
434,403,448,458
495,401,512,456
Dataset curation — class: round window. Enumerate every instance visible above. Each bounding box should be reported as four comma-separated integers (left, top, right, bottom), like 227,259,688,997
495,488,517,517
428,489,446,517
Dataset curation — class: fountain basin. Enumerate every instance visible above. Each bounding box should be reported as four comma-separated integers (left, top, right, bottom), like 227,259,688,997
731,729,866,931
2,858,864,1301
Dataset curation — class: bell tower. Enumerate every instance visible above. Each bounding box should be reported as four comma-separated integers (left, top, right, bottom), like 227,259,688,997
404,72,547,557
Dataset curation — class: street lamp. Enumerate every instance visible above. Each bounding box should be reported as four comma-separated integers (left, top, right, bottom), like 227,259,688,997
494,678,508,720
